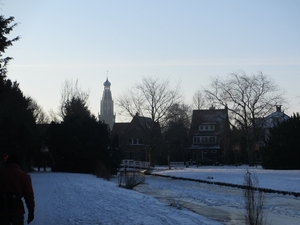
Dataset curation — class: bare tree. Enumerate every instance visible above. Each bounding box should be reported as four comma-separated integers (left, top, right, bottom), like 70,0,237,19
165,103,191,128
59,79,90,120
48,109,60,123
28,98,50,124
192,89,207,110
116,76,182,166
204,71,285,166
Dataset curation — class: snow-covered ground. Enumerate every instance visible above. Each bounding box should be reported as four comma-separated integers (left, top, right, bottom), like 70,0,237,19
27,165,300,225
153,164,300,193
148,165,300,224
29,171,220,225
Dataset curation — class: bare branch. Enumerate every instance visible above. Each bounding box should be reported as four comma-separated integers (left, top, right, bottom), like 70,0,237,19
204,71,286,165
116,76,182,166
192,89,207,110
58,79,90,119
117,76,182,124
28,98,50,124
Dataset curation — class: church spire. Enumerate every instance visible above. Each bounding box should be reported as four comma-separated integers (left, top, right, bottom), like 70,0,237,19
99,75,115,129
103,71,111,88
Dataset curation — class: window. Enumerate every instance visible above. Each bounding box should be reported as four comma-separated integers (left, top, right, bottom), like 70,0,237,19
128,138,143,145
199,125,215,131
133,139,137,145
193,136,216,144
208,136,216,143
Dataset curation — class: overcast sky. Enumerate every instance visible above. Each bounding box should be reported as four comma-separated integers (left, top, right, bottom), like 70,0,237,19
1,0,300,121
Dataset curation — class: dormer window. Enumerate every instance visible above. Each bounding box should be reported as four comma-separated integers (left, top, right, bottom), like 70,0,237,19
199,125,215,131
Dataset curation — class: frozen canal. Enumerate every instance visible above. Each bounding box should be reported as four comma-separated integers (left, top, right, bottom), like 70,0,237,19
128,175,300,225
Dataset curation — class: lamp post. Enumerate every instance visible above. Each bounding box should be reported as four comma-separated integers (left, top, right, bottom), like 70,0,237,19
167,141,171,169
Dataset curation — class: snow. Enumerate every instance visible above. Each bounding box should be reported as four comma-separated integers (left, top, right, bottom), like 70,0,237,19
153,164,300,193
27,165,300,225
29,171,221,225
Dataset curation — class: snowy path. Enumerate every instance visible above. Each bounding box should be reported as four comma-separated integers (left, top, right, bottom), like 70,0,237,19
29,172,222,225
132,176,300,225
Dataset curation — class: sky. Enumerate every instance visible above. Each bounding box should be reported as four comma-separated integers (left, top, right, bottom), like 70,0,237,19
1,0,300,122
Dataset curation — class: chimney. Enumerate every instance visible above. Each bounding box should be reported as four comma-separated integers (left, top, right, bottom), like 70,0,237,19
276,105,282,112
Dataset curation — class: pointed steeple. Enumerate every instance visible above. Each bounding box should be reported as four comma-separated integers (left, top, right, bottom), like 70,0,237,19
104,71,111,88
99,75,115,129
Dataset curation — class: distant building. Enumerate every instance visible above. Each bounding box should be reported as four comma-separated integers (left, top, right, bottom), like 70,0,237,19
99,77,115,129
255,105,290,148
241,105,290,165
257,105,289,133
110,113,162,162
188,106,230,164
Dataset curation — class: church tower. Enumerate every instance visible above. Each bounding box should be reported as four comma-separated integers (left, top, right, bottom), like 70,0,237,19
99,77,115,129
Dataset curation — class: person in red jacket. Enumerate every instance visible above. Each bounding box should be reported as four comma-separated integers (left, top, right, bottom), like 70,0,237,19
0,154,35,225
0,153,9,170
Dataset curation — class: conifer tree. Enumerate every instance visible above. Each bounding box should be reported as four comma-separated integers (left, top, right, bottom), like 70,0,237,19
262,113,300,169
0,15,38,168
47,80,112,173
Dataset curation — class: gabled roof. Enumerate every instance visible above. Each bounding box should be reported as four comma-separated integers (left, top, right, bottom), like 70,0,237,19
190,107,229,134
110,114,162,139
131,114,154,130
191,108,228,124
110,122,130,138
189,107,229,150
257,106,290,129
129,114,162,137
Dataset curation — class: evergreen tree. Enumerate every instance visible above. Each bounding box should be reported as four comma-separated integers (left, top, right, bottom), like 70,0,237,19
0,15,38,168
0,16,20,78
164,103,191,165
47,96,111,173
261,113,300,169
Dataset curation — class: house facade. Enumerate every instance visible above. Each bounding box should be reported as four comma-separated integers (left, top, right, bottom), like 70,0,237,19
188,106,230,164
110,113,162,162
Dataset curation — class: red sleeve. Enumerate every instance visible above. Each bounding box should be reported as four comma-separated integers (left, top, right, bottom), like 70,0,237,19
23,175,35,212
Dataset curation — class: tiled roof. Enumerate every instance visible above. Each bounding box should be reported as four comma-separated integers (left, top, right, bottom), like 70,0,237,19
110,122,130,138
190,108,229,133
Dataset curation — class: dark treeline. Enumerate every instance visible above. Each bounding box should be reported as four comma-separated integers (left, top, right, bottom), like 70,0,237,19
262,113,300,169
0,15,121,174
1,14,299,172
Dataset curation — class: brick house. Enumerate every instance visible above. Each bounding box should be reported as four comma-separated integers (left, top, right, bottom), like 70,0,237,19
111,113,162,162
188,106,230,164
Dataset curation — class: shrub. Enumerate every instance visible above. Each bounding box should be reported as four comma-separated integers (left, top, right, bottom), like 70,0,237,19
95,160,111,181
118,171,145,189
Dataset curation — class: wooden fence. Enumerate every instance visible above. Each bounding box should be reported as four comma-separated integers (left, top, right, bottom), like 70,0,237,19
121,160,150,169
170,162,185,167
